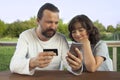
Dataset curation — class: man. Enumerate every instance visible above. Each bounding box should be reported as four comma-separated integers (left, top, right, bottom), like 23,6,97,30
10,3,82,75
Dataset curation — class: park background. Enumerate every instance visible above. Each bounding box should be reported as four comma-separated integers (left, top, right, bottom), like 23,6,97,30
0,0,120,71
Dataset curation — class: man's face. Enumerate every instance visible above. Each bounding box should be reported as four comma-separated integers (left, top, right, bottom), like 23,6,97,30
38,10,59,38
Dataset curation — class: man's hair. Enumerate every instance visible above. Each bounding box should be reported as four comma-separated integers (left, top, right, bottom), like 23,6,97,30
37,3,59,19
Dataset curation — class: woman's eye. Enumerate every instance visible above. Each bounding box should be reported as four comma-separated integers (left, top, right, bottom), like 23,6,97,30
79,29,84,32
72,31,76,33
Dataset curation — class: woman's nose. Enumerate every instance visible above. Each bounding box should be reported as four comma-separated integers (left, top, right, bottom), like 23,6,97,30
75,31,80,35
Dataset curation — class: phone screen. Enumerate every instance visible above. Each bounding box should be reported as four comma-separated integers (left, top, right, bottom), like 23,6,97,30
43,49,58,56
69,43,83,57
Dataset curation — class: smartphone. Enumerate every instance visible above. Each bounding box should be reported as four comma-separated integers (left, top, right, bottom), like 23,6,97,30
69,42,83,57
43,49,58,56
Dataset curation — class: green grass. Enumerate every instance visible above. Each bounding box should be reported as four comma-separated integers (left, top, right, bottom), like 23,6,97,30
0,37,18,42
117,47,120,71
0,46,120,71
0,46,15,71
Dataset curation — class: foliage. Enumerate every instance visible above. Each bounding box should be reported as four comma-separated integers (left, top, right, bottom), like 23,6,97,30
0,20,6,38
93,20,106,32
57,19,69,38
106,25,115,33
100,32,113,40
0,17,120,71
115,23,120,32
0,17,120,40
112,23,120,40
3,17,36,37
113,31,120,40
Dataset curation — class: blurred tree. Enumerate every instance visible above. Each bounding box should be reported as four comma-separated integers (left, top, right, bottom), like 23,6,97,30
106,25,115,33
93,20,106,32
113,23,120,40
0,20,6,37
115,23,120,32
93,20,108,40
57,19,69,38
4,20,23,37
3,17,37,37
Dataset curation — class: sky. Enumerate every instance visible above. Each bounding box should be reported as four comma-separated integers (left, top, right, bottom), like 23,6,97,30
0,0,120,28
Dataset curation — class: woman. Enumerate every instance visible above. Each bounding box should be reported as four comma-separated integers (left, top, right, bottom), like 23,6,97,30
66,14,113,72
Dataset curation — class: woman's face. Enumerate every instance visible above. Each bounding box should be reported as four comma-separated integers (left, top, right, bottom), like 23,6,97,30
71,22,88,42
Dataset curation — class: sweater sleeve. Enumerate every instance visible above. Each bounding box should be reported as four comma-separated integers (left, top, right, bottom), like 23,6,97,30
10,33,35,75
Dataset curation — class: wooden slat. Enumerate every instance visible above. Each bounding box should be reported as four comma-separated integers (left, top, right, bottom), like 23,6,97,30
113,47,117,71
106,41,120,47
0,42,16,46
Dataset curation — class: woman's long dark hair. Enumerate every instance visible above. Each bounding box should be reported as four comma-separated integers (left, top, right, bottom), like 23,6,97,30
68,14,100,45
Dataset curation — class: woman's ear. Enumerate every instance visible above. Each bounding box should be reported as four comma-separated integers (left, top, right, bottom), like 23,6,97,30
69,33,74,41
69,33,72,39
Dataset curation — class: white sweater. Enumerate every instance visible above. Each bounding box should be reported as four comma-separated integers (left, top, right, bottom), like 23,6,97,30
10,28,82,75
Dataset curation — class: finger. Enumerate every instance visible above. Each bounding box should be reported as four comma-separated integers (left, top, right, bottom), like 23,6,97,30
40,52,56,56
38,63,49,68
75,48,83,60
38,59,51,66
67,52,82,64
66,57,79,66
66,55,82,68
69,63,82,70
66,56,82,70
69,63,78,69
67,52,76,60
43,59,51,64
40,56,53,60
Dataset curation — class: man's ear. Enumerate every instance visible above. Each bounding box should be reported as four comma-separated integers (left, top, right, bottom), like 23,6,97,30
37,18,40,22
37,18,40,24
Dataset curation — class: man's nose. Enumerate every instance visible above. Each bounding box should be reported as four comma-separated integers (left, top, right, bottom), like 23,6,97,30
50,23,57,28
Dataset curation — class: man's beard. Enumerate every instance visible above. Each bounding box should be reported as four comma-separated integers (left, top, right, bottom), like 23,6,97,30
42,28,56,38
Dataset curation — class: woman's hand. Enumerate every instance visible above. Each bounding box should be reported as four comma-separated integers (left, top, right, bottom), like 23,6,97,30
78,34,89,44
66,48,83,70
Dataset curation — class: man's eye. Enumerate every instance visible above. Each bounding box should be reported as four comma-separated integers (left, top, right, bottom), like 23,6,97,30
55,22,58,24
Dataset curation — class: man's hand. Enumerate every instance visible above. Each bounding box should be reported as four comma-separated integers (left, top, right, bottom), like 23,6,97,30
66,48,83,70
29,52,56,70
